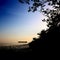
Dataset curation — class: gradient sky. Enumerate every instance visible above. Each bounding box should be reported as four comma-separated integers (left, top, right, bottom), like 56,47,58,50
0,0,49,46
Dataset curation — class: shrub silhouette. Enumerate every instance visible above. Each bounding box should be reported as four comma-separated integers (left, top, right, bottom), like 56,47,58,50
29,14,60,53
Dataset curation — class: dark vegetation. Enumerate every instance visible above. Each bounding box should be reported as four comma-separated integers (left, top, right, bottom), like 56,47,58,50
19,0,60,54
0,0,60,59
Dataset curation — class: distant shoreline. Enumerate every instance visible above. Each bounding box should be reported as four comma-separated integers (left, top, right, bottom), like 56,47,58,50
0,43,28,47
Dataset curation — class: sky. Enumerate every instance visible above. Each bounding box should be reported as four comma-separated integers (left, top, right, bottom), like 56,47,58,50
0,0,48,46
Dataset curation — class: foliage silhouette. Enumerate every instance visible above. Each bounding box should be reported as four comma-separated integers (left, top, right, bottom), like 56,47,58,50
19,0,60,54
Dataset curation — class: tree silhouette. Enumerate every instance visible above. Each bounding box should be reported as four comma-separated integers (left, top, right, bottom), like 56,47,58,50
19,0,60,54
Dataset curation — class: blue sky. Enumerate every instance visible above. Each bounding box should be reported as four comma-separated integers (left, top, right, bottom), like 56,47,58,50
0,0,48,45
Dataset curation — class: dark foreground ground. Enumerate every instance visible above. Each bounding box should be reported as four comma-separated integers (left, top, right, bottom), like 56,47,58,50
0,48,31,56
0,46,59,60
0,46,32,59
